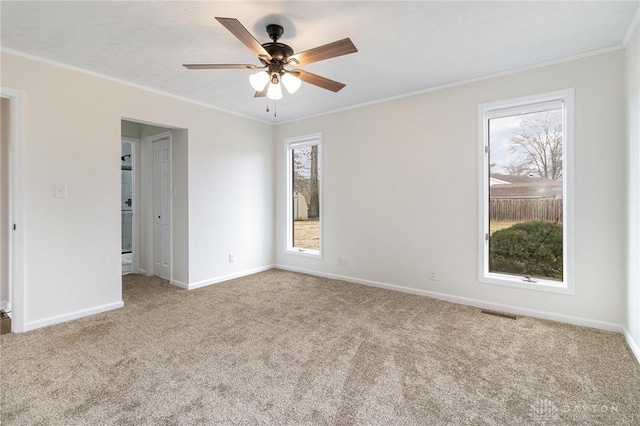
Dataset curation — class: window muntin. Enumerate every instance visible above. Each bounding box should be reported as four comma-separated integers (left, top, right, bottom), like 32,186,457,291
286,135,322,257
479,90,574,293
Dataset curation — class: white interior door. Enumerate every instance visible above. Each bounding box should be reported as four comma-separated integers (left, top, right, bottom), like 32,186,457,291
153,137,171,280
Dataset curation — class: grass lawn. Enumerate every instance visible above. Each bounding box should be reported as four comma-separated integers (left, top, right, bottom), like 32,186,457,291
294,219,320,250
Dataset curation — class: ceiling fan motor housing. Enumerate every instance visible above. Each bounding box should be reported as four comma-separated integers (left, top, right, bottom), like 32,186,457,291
261,24,293,63
262,42,294,63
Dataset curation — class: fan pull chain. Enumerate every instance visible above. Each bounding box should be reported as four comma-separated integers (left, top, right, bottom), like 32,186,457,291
265,99,276,118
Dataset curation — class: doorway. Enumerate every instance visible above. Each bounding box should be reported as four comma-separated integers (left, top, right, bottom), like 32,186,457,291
121,120,176,282
121,138,136,275
1,97,10,314
1,87,25,333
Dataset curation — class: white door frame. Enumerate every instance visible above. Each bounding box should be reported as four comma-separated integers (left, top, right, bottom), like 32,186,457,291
1,87,26,333
149,131,172,281
121,137,138,273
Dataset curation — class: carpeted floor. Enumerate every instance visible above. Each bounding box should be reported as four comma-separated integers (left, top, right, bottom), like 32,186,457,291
1,269,639,425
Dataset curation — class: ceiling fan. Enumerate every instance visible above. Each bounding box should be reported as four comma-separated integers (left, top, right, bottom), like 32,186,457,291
183,17,358,101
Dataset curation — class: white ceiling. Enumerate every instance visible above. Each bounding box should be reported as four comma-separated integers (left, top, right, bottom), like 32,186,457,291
1,1,638,123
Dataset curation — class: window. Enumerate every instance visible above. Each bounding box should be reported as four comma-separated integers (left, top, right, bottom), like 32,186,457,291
478,90,574,293
286,134,322,257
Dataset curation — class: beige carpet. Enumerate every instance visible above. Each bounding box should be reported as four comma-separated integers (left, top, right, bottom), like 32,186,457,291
1,269,639,425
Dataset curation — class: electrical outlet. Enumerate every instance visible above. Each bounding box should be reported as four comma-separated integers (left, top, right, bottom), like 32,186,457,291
341,257,348,268
228,253,235,263
337,257,342,267
429,269,437,281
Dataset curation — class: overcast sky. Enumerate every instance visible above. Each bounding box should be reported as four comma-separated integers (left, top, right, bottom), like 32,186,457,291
489,109,561,176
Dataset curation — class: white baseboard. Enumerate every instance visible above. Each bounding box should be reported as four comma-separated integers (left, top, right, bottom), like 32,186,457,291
274,265,624,333
623,327,640,365
169,279,189,289
187,265,275,290
23,301,124,332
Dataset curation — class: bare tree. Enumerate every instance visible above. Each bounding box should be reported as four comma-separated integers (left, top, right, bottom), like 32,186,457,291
308,145,319,219
506,111,563,180
293,148,310,201
292,145,319,219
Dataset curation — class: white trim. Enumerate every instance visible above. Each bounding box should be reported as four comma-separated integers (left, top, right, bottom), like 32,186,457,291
484,99,563,120
121,117,184,132
624,327,640,365
121,137,138,274
276,45,623,125
185,265,275,290
477,89,575,295
274,265,623,333
169,279,189,289
0,98,9,314
285,134,323,258
0,48,273,125
0,86,26,333
623,6,640,47
23,301,124,332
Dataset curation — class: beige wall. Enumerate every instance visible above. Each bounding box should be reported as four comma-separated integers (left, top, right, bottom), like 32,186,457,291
625,21,640,355
121,120,141,139
275,49,627,329
1,41,635,336
1,52,275,329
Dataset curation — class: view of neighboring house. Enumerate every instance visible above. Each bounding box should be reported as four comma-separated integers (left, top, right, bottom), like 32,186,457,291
489,173,563,199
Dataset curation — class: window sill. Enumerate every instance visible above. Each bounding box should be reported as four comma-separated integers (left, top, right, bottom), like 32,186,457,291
480,273,574,295
286,248,322,259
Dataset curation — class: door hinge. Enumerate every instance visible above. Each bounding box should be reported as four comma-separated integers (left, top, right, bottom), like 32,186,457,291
484,146,489,154
13,224,16,231
485,233,489,241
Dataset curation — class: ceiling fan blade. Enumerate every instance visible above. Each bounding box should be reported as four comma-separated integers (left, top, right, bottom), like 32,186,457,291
289,38,357,66
215,17,272,61
295,70,346,92
183,64,258,70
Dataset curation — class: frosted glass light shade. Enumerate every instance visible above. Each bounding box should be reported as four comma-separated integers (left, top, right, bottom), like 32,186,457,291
281,72,301,94
266,82,283,100
249,71,269,91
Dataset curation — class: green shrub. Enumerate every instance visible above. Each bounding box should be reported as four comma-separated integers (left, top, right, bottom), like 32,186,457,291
489,220,563,280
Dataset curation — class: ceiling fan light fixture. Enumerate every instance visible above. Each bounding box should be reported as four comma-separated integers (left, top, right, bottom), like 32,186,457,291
249,71,270,91
281,72,301,94
186,18,358,110
266,81,283,100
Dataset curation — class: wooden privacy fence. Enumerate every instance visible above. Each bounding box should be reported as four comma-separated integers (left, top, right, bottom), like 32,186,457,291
490,198,563,223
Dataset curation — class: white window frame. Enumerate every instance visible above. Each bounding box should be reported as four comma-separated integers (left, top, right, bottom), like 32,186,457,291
285,133,323,258
478,89,575,294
